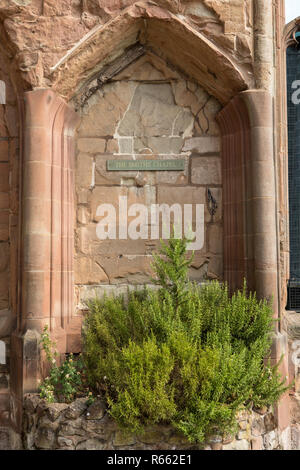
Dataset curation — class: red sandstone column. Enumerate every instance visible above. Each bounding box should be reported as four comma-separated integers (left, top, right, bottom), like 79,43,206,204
22,90,61,333
219,89,288,434
10,89,79,432
241,90,279,316
218,90,279,316
22,90,79,336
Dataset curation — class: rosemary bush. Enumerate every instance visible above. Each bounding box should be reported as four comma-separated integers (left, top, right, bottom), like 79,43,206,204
83,237,288,443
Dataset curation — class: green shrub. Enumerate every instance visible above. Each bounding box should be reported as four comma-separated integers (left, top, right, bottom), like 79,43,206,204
39,325,84,403
83,237,288,443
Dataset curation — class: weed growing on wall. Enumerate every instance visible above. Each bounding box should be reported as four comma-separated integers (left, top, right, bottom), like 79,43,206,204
39,326,84,403
82,237,288,443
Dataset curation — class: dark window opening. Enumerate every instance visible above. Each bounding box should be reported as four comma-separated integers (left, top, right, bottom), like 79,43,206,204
287,35,300,309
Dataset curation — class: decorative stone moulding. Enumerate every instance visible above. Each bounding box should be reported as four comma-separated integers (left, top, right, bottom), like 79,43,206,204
22,89,80,342
10,90,81,432
50,2,250,105
286,18,300,47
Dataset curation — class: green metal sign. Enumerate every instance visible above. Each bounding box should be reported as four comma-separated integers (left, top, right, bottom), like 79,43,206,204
107,159,185,171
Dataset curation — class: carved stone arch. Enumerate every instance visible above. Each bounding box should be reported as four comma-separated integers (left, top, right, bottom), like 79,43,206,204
50,2,250,105
19,2,278,345
19,2,252,342
15,1,283,436
284,17,300,47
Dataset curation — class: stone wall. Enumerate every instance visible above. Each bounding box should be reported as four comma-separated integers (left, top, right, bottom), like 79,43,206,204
22,394,293,451
0,59,19,431
74,53,222,312
0,1,254,94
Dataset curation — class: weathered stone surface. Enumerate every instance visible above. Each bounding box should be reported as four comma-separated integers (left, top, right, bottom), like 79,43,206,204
79,82,135,137
76,438,106,450
279,427,291,450
43,0,81,17
0,309,12,338
23,394,41,414
77,138,106,154
223,439,250,450
47,403,69,423
86,400,106,420
183,137,220,154
251,436,263,451
75,257,109,284
64,398,88,420
0,427,10,450
134,137,184,155
263,430,278,450
191,156,221,185
77,206,90,225
113,430,136,447
168,434,191,446
208,225,223,255
117,83,193,138
59,420,86,437
34,427,56,449
0,374,8,389
23,395,290,450
251,415,265,437
291,426,300,450
139,427,170,445
113,52,180,82
57,436,75,449
76,154,94,189
253,406,268,415
74,56,224,298
90,185,156,220
237,429,251,441
264,413,276,433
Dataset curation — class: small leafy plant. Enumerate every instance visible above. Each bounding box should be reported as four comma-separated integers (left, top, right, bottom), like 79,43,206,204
83,236,289,443
39,325,83,403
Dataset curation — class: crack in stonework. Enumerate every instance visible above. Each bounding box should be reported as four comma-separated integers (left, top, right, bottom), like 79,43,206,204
74,44,145,111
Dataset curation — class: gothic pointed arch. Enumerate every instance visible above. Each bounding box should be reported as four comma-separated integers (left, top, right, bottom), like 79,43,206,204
50,2,249,105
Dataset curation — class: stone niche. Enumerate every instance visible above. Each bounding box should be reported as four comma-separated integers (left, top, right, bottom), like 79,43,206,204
74,53,223,310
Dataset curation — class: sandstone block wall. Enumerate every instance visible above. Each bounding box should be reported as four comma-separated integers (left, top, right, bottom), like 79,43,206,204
22,394,292,451
74,53,223,312
0,1,254,94
0,62,19,429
